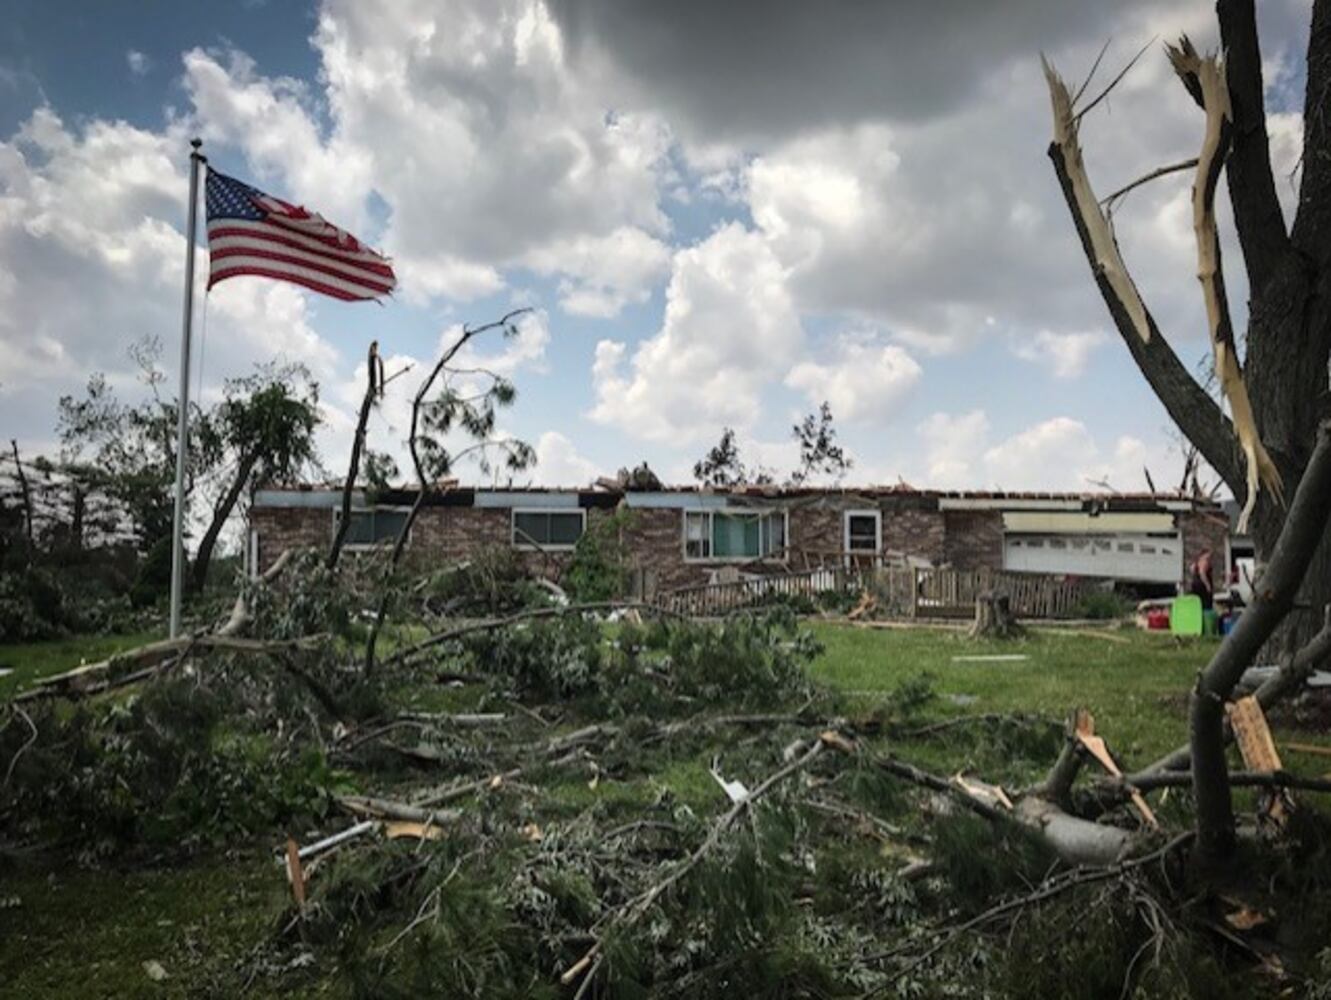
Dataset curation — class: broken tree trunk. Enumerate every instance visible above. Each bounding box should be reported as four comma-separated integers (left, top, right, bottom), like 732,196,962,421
328,340,381,571
969,591,1024,639
1189,420,1331,862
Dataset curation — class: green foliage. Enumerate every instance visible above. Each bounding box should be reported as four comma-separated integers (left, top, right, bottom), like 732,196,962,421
129,533,174,608
655,610,819,709
0,651,350,858
990,880,1239,1000
1071,588,1134,620
0,561,145,642
421,545,554,617
462,613,608,701
931,813,1057,911
563,509,634,604
306,840,554,1000
445,610,820,715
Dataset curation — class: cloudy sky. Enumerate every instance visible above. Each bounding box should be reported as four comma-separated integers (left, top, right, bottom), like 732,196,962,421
0,0,1313,491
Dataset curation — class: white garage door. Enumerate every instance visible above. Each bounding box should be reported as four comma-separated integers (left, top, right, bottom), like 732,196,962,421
1003,533,1183,583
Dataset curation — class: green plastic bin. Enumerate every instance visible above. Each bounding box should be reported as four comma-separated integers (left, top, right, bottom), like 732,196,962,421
1170,595,1204,636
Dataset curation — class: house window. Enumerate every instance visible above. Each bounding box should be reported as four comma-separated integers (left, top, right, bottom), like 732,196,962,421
845,512,881,553
683,511,786,561
512,509,586,549
338,507,409,546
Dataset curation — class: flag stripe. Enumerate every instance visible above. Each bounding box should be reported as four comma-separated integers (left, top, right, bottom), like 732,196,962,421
209,259,384,301
206,220,392,272
210,242,395,293
204,169,396,303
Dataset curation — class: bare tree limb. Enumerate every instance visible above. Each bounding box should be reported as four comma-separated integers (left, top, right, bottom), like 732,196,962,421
1100,158,1198,210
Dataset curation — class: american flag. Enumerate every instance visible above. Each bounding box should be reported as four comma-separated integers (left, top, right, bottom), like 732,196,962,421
205,170,396,302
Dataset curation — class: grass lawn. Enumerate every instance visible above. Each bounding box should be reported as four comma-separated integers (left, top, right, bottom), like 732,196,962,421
0,630,159,699
806,620,1331,779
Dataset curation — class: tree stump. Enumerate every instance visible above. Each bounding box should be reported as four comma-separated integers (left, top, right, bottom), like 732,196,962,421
970,591,1025,639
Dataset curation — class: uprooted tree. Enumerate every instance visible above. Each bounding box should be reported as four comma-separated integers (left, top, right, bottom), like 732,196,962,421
1042,1,1331,865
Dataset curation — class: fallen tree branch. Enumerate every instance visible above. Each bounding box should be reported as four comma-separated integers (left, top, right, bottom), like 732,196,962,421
1103,769,1331,796
899,712,1060,740
1130,603,1331,779
219,547,294,637
13,632,326,703
336,794,462,827
384,601,690,667
1188,420,1331,860
866,832,1194,991
561,733,843,991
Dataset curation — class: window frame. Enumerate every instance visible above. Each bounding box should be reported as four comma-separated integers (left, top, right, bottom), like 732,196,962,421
843,509,882,554
681,508,789,564
332,505,414,550
510,507,587,551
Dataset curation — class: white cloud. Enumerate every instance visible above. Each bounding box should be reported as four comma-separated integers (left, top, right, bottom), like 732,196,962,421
524,227,670,317
911,411,1188,493
304,0,674,312
981,417,1096,490
917,410,990,489
588,222,802,443
528,430,599,485
127,50,152,76
1011,329,1107,379
784,333,921,423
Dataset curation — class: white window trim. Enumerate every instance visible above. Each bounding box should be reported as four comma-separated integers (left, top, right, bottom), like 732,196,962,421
681,509,789,564
511,507,587,551
332,504,414,551
844,509,882,566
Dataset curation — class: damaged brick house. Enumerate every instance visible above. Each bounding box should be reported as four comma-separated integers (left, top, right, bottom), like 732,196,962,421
247,482,1229,597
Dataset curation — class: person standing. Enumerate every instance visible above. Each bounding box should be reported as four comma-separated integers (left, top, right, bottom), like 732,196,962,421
1189,548,1215,610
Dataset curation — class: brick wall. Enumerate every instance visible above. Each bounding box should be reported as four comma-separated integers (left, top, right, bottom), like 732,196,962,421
788,505,841,564
252,506,331,572
943,510,1004,570
882,502,946,564
252,502,609,580
619,507,702,592
1179,510,1229,589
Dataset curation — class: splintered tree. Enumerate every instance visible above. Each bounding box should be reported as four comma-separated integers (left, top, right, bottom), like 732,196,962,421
1044,0,1331,656
362,311,536,672
1043,2,1331,863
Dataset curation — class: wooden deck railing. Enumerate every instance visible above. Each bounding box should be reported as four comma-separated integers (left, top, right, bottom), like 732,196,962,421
657,563,1092,620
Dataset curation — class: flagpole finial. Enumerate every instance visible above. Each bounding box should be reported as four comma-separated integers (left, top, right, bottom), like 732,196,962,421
189,137,206,164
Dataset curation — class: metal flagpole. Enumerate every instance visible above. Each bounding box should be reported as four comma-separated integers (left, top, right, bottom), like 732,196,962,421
169,138,206,638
